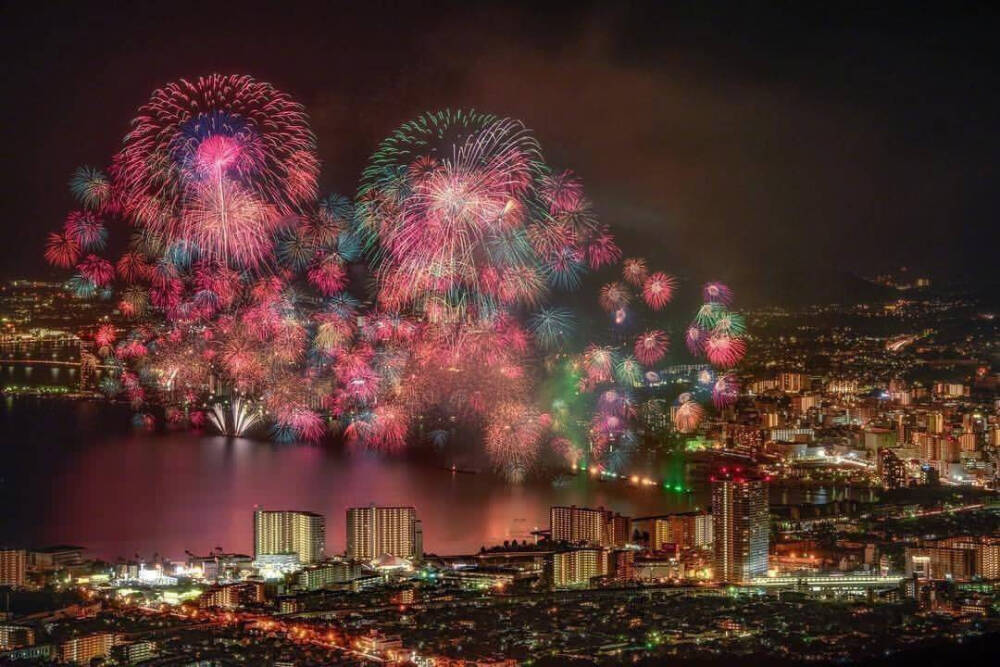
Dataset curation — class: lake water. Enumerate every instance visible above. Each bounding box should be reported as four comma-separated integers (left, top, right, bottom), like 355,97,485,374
0,397,870,561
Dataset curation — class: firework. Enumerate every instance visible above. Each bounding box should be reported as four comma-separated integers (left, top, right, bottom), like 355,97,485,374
529,307,575,350
694,302,724,329
77,255,115,286
634,330,669,366
712,373,740,409
622,257,648,286
69,166,112,210
615,355,643,387
674,399,704,433
712,310,747,337
703,333,746,368
641,272,675,310
583,344,616,384
485,402,544,481
64,211,108,252
94,324,117,349
685,325,706,356
45,232,80,268
208,397,263,437
599,281,631,312
113,74,318,225
703,281,733,305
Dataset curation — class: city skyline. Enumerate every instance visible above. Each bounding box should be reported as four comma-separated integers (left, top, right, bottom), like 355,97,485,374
1,3,998,664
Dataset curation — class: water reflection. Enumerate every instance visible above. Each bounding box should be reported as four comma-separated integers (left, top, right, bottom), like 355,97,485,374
1,398,871,561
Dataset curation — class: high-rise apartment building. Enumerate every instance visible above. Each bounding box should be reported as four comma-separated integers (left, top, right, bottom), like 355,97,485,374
0,549,26,588
550,506,630,548
653,512,713,551
778,372,808,393
551,548,608,588
712,469,769,583
253,510,325,565
59,633,116,664
346,505,420,562
877,448,907,490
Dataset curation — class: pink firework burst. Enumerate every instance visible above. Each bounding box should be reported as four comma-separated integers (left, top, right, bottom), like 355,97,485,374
77,255,115,286
685,325,706,356
64,211,107,252
712,373,740,408
642,272,676,310
585,227,622,269
704,334,746,368
539,169,584,214
94,324,117,349
307,256,348,295
702,281,734,306
634,330,669,365
44,232,80,268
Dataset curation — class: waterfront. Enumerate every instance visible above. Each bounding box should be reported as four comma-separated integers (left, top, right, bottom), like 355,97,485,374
0,398,870,560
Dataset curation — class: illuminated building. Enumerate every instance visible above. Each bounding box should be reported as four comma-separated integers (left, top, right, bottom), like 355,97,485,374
877,448,907,490
778,372,808,393
0,549,26,588
297,561,361,590
111,641,157,664
550,506,630,548
199,581,266,609
863,427,897,451
253,510,325,565
605,513,631,548
346,505,420,562
712,469,768,584
905,537,999,581
652,512,712,551
958,432,977,453
551,548,608,588
610,549,635,583
59,633,116,664
933,382,966,398
0,625,34,650
29,545,84,570
727,424,764,456
927,411,945,434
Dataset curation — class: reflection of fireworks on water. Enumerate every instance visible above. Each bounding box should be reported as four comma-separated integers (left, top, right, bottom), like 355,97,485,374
208,398,263,437
485,402,545,482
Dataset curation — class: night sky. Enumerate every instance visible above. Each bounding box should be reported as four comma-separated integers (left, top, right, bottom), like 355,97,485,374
2,2,997,301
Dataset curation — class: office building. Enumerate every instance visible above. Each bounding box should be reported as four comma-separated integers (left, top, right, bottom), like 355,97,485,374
253,510,325,565
346,506,420,562
712,469,769,583
0,549,26,588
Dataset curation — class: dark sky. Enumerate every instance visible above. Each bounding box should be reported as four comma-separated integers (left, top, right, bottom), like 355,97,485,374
2,1,997,301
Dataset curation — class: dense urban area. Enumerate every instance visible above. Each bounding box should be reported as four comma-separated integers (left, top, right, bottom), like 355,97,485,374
2,276,998,665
